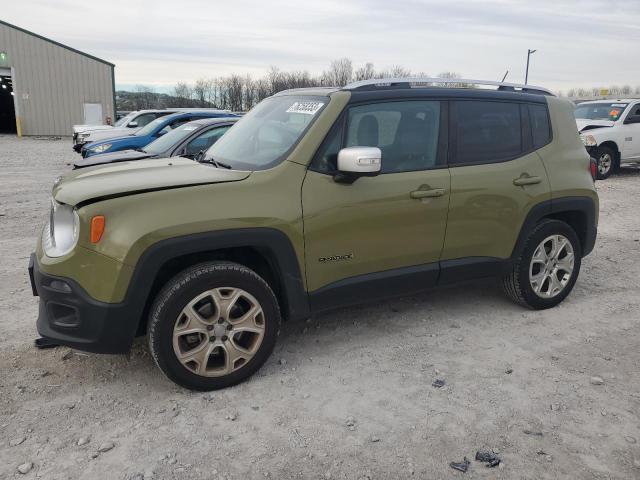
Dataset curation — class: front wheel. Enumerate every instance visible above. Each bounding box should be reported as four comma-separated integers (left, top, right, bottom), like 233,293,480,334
148,262,281,390
595,146,616,180
503,220,582,310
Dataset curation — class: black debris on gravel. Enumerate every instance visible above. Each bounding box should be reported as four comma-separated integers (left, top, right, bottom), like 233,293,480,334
449,457,470,473
432,379,446,388
475,450,501,467
523,429,544,437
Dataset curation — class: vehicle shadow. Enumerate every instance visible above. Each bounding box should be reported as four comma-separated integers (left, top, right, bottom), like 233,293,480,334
616,165,640,177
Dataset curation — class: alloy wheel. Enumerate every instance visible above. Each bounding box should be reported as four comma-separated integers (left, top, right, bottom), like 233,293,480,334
172,287,265,377
529,234,575,299
598,153,612,176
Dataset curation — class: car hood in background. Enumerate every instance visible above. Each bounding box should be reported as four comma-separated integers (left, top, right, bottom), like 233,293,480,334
73,149,157,169
73,124,115,134
81,127,138,143
576,119,615,132
53,157,251,207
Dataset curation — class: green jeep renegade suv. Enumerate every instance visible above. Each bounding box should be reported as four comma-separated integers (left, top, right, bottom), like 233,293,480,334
30,78,598,390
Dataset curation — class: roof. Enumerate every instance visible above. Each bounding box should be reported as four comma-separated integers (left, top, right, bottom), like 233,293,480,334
0,19,114,67
187,117,240,126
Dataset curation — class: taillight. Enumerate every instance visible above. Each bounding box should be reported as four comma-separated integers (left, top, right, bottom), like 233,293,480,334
590,157,597,181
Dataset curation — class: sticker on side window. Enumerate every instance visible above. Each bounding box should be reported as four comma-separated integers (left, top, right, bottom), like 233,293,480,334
611,103,627,107
286,101,324,115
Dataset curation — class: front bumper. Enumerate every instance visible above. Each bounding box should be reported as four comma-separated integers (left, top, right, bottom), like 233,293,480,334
30,253,138,354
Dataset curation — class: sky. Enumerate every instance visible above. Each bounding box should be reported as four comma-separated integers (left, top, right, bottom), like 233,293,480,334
3,0,640,93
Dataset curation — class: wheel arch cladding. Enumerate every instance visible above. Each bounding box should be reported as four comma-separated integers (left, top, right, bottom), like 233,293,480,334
512,197,597,261
124,228,310,339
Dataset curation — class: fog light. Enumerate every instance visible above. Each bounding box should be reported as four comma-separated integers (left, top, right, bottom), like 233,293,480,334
49,280,72,293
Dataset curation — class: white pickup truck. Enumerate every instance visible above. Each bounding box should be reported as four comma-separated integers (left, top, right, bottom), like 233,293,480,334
576,99,640,179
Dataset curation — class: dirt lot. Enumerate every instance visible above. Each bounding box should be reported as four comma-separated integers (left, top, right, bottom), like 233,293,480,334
0,134,639,480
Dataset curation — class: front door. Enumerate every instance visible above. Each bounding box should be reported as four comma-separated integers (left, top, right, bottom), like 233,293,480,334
302,99,450,309
621,103,640,161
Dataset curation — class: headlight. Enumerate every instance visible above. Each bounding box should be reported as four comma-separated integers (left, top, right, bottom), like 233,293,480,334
42,200,79,258
580,134,597,147
91,143,112,153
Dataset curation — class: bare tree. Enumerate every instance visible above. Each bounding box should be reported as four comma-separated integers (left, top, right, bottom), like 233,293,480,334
173,82,193,101
321,58,353,87
353,62,376,81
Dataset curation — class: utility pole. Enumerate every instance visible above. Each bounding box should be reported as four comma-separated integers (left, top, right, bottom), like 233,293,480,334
525,49,537,85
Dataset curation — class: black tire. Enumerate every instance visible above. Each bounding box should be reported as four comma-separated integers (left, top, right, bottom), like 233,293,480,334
503,219,582,310
148,261,281,391
595,146,616,180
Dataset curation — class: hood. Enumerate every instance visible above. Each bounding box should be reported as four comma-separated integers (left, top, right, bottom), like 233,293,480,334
576,119,615,132
54,157,251,207
82,127,137,142
73,149,156,169
73,124,114,134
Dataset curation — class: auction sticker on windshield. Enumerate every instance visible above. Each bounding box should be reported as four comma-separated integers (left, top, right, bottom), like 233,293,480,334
286,101,324,115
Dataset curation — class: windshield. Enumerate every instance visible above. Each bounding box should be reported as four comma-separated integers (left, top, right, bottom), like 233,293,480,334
135,116,170,137
115,112,135,127
204,95,327,170
574,102,628,121
143,122,202,155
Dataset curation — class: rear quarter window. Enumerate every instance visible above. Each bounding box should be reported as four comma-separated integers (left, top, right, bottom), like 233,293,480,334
529,104,551,149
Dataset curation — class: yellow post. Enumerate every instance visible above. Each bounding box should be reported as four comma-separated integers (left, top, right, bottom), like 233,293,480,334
15,116,22,137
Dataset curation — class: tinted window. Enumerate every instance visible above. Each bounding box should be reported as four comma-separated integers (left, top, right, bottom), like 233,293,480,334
451,101,521,165
529,104,551,149
346,101,441,173
185,126,230,156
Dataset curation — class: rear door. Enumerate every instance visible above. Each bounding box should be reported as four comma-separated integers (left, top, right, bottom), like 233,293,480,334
440,100,551,279
302,99,450,307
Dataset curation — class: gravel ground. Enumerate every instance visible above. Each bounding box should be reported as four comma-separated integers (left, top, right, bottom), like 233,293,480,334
1,134,639,480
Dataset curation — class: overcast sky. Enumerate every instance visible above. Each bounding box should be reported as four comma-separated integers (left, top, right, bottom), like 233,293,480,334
4,0,640,93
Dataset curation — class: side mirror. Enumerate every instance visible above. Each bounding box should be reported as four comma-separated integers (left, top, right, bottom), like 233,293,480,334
624,115,640,125
334,146,382,184
128,121,138,128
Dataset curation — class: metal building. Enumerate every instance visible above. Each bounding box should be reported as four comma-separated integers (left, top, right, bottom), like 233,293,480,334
0,19,115,136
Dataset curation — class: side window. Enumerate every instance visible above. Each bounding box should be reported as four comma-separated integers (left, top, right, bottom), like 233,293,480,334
134,114,156,127
451,101,522,165
346,101,441,173
184,126,230,156
529,104,551,149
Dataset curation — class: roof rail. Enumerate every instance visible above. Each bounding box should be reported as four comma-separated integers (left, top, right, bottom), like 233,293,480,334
343,77,554,96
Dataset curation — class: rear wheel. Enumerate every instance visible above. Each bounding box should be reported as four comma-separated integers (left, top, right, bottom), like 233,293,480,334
503,220,582,310
595,146,616,180
148,262,280,390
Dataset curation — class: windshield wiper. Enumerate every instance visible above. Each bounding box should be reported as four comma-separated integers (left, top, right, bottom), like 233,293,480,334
195,151,232,169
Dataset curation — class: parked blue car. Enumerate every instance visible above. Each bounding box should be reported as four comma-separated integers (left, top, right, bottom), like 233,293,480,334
81,111,236,158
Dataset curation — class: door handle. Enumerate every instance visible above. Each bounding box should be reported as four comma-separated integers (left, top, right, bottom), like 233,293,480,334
410,188,446,199
513,175,542,186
